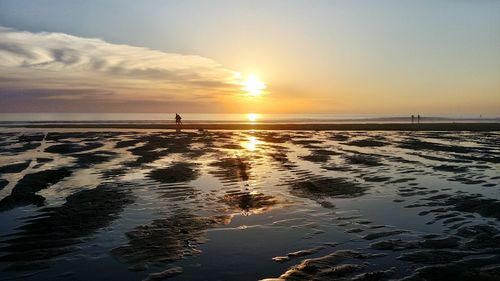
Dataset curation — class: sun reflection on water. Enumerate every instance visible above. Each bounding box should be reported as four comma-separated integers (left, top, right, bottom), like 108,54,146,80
241,136,261,151
247,113,259,123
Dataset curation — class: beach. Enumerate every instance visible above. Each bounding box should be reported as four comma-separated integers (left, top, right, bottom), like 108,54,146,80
0,128,499,280
2,1,499,280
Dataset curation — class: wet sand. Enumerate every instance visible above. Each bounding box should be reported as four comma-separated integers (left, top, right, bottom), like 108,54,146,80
4,122,500,131
0,129,499,280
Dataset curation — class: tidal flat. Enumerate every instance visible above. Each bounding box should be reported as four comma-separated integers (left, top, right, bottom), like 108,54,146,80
0,130,499,281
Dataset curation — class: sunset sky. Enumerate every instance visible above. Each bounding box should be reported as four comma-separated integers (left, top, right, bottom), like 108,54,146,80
0,0,499,114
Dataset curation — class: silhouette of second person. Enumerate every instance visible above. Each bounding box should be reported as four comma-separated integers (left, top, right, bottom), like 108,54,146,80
175,113,182,125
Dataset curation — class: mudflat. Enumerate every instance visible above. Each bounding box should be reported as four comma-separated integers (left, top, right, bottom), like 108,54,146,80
0,129,499,280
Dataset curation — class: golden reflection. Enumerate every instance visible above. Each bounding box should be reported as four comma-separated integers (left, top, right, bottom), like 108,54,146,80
247,113,259,123
222,190,279,216
241,136,261,151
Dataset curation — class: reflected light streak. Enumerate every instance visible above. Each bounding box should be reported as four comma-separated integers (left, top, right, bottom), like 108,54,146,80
241,136,261,151
247,113,259,123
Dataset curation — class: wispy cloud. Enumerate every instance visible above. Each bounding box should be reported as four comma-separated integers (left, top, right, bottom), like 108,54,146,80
0,26,241,112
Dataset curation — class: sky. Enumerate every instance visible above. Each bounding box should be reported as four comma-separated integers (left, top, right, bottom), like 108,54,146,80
0,0,499,114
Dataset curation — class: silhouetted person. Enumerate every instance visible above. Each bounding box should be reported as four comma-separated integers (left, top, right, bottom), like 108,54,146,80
417,114,420,124
411,115,414,124
175,113,182,125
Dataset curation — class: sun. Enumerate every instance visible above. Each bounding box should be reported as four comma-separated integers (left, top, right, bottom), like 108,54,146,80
242,75,266,96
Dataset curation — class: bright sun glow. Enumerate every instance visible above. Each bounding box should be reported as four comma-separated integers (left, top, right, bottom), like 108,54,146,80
247,113,259,122
242,75,266,96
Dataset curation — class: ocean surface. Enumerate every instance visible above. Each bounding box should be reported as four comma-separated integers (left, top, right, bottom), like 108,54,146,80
0,113,498,124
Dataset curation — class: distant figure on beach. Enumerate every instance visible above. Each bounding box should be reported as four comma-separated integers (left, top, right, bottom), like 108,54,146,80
411,115,414,124
417,114,420,124
175,113,182,125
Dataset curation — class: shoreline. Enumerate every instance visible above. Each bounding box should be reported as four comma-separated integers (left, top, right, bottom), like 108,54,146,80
3,122,500,131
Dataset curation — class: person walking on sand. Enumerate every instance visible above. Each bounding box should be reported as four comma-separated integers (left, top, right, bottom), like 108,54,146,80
417,114,420,124
411,115,414,124
175,113,182,125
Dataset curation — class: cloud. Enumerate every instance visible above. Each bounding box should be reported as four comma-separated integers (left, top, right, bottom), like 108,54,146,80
0,26,242,112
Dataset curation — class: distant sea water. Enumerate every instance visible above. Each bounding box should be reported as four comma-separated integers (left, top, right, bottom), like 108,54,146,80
0,113,498,124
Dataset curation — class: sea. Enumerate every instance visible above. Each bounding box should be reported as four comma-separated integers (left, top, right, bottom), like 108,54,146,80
0,113,498,124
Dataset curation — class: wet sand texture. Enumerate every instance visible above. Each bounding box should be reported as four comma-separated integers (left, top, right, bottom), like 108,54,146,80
0,184,133,271
0,168,72,210
0,130,499,280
